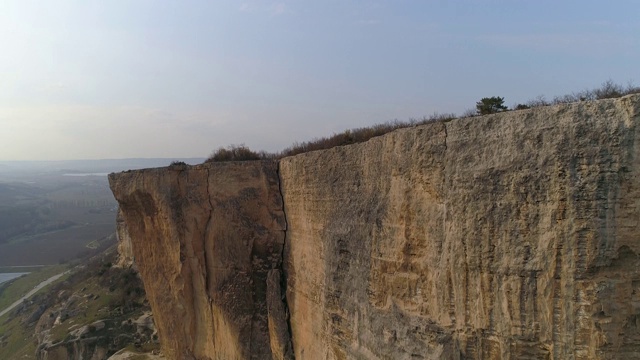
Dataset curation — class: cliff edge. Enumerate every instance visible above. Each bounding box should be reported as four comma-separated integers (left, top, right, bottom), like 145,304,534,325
109,161,291,359
110,94,640,359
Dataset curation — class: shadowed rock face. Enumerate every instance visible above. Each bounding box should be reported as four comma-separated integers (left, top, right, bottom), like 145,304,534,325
111,95,640,359
115,209,134,268
109,161,291,359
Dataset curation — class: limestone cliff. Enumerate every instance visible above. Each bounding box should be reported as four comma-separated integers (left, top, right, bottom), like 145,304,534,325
109,162,291,359
110,94,640,359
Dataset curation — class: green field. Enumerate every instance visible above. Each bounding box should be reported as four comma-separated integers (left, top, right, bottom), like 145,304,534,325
0,266,46,273
0,249,157,359
0,266,71,358
0,309,37,358
0,264,69,311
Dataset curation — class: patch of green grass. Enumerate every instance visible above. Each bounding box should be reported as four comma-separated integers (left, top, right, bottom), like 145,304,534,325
47,263,144,344
0,264,68,311
0,306,38,359
48,281,116,343
1,249,151,359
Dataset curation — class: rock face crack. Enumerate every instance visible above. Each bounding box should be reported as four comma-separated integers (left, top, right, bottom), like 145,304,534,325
442,120,448,152
274,160,295,359
203,167,213,301
442,121,448,255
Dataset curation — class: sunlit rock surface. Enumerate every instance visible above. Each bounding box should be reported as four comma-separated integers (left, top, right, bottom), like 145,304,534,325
109,162,290,359
111,95,640,359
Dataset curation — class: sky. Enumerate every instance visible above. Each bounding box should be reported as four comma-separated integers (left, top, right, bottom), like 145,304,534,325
0,1,638,160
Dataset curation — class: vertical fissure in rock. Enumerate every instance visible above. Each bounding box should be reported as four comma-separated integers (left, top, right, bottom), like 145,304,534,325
276,160,295,359
441,122,448,255
203,167,214,301
442,120,448,153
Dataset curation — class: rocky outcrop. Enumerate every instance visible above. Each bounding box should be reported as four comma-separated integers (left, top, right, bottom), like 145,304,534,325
38,336,110,360
109,162,290,359
110,94,640,359
33,267,159,360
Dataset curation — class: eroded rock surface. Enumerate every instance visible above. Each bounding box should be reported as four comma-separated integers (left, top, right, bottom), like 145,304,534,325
109,162,290,359
111,95,640,359
279,95,640,359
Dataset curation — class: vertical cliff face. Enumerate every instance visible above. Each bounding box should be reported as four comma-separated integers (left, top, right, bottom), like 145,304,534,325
108,161,291,359
279,95,640,359
110,94,640,359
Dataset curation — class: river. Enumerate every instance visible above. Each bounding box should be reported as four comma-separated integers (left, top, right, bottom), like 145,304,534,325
0,273,29,286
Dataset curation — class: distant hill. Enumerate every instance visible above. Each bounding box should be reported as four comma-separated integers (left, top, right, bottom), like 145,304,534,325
0,158,206,176
0,158,205,266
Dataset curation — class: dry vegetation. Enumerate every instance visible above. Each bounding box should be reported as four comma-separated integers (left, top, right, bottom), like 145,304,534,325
516,80,640,109
205,145,272,163
205,80,640,162
205,114,456,163
279,114,458,157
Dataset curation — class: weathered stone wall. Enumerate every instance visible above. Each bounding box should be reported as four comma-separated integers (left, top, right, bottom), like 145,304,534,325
108,161,290,359
279,95,640,359
110,95,640,359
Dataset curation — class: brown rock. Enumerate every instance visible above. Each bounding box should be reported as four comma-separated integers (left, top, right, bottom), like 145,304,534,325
111,95,640,359
109,161,289,359
279,94,640,359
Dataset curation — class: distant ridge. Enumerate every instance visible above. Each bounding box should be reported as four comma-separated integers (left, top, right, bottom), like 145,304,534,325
0,158,206,174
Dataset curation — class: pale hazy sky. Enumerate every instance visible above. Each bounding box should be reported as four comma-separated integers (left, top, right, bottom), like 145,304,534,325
1,1,638,160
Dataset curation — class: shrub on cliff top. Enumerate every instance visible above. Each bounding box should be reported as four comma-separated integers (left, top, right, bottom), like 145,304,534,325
476,96,508,115
169,161,187,168
204,114,456,162
524,80,640,108
203,79,638,163
279,113,456,157
205,144,269,163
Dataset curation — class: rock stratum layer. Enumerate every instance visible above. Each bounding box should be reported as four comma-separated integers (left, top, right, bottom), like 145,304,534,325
110,95,640,359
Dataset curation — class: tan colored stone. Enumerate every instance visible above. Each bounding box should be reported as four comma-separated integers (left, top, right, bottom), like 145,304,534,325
279,95,640,359
109,161,289,359
112,95,640,359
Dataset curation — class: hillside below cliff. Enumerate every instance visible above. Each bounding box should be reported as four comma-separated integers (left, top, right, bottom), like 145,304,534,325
0,248,160,360
110,95,640,359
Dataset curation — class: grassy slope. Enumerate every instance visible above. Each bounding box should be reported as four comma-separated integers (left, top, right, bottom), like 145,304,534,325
0,266,70,359
0,250,158,359
0,265,69,312
0,312,37,358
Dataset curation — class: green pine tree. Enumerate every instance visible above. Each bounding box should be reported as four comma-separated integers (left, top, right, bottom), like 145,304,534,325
476,96,508,115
